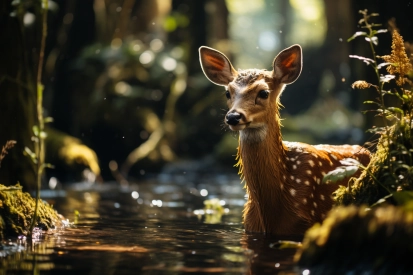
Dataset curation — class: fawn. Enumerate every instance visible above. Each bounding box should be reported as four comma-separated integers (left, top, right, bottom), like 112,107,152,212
199,44,371,235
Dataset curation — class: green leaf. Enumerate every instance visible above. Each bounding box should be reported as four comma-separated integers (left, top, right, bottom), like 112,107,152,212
24,147,38,164
363,100,380,106
269,240,302,249
347,31,367,42
32,125,40,136
388,107,404,116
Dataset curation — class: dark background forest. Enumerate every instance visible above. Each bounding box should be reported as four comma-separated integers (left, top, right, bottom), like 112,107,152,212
1,0,413,190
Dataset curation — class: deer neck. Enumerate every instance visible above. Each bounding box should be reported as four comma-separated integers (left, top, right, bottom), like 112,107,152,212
236,114,303,234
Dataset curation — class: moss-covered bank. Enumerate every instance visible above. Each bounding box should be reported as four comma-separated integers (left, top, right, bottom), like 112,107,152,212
0,184,61,238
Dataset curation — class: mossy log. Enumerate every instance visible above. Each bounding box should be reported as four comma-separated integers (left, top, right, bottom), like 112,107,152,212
0,184,61,238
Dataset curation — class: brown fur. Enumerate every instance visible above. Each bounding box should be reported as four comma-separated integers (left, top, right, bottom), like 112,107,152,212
199,45,371,235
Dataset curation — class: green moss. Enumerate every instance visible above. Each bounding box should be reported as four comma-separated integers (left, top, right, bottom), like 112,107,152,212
0,184,61,237
334,122,413,206
296,205,413,273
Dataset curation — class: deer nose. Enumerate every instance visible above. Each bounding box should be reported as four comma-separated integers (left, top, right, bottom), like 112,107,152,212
226,112,242,126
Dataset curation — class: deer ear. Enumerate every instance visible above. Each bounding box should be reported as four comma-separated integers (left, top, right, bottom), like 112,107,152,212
199,46,237,86
272,44,302,84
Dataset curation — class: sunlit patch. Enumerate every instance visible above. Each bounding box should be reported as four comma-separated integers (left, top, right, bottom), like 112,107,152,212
152,200,163,207
111,38,122,49
139,50,155,65
49,177,58,189
200,189,208,197
161,57,177,71
131,191,139,199
115,81,132,96
150,39,164,52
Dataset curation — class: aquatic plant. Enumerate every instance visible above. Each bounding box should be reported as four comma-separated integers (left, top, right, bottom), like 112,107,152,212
327,10,413,207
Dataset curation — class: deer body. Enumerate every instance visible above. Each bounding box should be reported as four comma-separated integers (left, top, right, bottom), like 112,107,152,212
199,45,370,235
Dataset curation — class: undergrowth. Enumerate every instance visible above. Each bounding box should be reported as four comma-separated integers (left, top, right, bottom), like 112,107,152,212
327,10,413,208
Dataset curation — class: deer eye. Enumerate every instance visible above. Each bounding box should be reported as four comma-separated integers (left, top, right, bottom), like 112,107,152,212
258,90,269,99
225,90,231,99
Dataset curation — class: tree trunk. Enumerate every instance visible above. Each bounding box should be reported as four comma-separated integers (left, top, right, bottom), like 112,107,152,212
0,2,37,189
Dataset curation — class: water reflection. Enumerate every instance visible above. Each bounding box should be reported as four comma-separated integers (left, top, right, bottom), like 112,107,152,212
0,178,300,274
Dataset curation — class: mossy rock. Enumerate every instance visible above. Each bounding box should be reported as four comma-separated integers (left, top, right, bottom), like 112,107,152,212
0,184,62,238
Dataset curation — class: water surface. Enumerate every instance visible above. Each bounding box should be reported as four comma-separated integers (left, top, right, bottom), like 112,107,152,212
0,175,301,274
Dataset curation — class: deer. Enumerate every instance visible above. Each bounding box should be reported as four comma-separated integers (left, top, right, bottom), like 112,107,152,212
199,44,371,236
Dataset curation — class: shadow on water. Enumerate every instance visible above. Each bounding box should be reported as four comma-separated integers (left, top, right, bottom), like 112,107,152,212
0,175,303,274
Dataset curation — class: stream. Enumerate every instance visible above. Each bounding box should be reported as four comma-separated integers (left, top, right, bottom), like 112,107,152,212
0,174,302,274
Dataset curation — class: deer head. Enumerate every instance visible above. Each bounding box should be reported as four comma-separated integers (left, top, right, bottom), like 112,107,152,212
199,45,302,143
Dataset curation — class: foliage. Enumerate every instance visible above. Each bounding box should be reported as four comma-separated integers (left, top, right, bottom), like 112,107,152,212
75,36,188,176
329,10,413,207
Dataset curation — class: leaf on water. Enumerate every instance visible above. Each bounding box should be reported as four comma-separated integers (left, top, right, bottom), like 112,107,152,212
349,55,375,65
347,31,367,42
269,240,302,249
